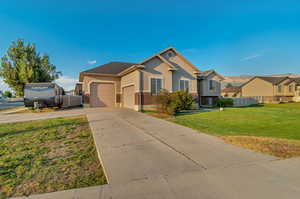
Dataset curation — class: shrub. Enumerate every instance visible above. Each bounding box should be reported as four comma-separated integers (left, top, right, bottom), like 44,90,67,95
3,91,12,98
154,90,194,115
216,98,234,107
155,89,172,114
170,90,194,113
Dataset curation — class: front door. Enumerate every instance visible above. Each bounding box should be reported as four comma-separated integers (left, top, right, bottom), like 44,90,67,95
122,85,135,109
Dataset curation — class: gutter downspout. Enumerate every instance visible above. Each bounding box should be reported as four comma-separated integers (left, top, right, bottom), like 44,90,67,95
139,70,143,111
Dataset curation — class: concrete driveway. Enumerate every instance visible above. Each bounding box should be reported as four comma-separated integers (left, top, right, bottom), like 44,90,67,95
87,109,300,199
7,108,300,199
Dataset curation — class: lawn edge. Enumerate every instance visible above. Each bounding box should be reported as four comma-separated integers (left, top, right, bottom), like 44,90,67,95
86,115,110,185
141,111,300,159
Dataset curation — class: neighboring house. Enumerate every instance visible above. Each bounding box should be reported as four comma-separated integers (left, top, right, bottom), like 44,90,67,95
65,90,75,96
74,83,82,96
221,87,241,97
240,76,300,103
79,47,223,110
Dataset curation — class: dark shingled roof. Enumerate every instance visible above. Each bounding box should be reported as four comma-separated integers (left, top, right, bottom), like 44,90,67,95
257,76,288,85
285,77,300,85
82,62,136,75
198,70,214,77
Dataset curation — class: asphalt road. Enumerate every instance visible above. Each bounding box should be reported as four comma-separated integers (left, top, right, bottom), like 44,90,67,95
0,102,24,110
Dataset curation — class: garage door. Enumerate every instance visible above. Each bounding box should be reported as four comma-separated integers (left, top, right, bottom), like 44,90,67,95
90,82,115,107
123,85,135,109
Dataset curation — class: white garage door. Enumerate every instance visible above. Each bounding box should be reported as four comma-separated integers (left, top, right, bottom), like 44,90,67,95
90,82,115,107
123,85,135,109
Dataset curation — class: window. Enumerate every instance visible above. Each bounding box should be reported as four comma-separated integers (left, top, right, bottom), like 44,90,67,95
278,85,282,93
179,80,189,92
151,78,162,94
289,85,292,92
209,80,214,90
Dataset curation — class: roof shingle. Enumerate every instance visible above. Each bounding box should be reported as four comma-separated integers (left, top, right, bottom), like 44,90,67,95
256,76,288,85
82,62,136,75
284,77,300,85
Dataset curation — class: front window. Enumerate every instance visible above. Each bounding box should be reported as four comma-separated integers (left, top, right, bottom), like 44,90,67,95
151,78,162,94
278,85,282,93
289,85,294,92
180,80,189,92
209,80,214,90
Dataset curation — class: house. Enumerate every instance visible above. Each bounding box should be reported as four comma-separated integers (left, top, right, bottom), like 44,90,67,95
79,47,223,110
239,76,300,103
221,87,241,97
197,70,224,105
74,83,82,96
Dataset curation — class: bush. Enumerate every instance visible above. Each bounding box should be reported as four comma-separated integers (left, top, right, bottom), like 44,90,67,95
3,91,12,98
155,90,194,115
155,89,172,114
170,90,194,113
216,98,234,107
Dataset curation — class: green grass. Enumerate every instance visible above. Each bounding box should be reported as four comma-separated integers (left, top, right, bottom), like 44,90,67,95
171,103,300,140
0,116,107,198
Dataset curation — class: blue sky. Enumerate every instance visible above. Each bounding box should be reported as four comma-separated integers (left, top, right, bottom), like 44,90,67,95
1,0,300,90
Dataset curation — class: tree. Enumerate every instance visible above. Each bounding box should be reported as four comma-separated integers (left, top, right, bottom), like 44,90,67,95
3,91,12,98
226,83,234,88
0,39,61,96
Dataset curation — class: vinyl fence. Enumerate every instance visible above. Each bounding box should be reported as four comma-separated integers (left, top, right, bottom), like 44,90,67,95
62,95,82,108
225,97,258,107
293,97,300,102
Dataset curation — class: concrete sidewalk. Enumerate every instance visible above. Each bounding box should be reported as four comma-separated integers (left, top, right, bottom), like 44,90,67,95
0,107,106,124
9,108,300,199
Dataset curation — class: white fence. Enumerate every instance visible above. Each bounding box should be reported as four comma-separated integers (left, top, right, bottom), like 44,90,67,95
293,97,300,102
62,95,82,108
225,97,258,107
7,97,24,102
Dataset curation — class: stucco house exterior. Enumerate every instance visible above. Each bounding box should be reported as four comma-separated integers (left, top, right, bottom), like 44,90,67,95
79,47,223,110
240,76,300,103
197,70,224,105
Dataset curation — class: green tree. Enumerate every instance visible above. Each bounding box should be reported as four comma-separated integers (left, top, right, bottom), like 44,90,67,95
3,91,12,98
226,83,234,88
0,39,61,96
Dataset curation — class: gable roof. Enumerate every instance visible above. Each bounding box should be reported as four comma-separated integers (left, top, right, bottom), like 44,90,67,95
198,70,214,77
138,47,201,73
169,47,201,73
79,47,202,81
240,76,289,88
82,62,136,75
284,77,300,85
256,76,289,84
198,70,225,80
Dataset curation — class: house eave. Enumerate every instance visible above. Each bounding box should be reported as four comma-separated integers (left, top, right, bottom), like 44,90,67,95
118,65,145,76
79,72,119,81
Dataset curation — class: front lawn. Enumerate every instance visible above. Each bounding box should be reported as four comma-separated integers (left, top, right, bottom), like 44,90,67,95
162,103,300,158
0,116,107,198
